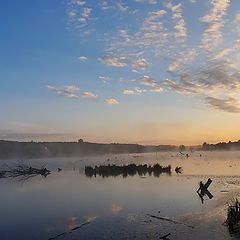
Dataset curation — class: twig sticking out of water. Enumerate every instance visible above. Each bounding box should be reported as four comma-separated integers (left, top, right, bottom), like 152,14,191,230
175,166,183,174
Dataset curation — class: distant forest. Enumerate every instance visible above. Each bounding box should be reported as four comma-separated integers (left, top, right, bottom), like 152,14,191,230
0,139,240,159
202,140,240,151
0,139,178,159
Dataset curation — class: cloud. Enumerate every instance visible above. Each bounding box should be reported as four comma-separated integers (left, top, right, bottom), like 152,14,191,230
123,88,143,95
162,62,240,112
149,87,163,92
104,98,119,105
47,85,81,99
162,78,200,94
104,4,188,72
99,55,127,67
78,56,88,61
81,91,98,98
104,8,170,69
47,85,98,99
123,85,162,95
205,97,240,113
117,1,128,11
210,48,232,61
99,0,112,10
134,0,157,4
139,75,156,86
65,0,240,113
164,62,240,94
200,0,230,50
167,3,187,39
99,76,112,84
67,1,92,29
131,58,149,70
72,0,86,6
168,48,197,72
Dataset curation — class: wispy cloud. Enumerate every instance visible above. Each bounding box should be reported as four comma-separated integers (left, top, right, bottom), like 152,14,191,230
167,2,187,39
81,91,98,98
99,76,112,84
200,0,230,50
123,88,143,95
205,97,240,113
134,0,157,4
78,56,88,61
149,87,163,92
47,85,81,99
168,48,197,72
132,58,149,70
139,75,157,86
99,55,127,67
47,85,98,99
65,0,240,112
162,62,240,112
105,98,119,105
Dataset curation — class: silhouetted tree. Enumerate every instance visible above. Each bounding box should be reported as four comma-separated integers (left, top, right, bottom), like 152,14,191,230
179,145,186,152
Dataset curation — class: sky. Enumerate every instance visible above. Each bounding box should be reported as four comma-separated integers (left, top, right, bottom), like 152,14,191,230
1,0,240,145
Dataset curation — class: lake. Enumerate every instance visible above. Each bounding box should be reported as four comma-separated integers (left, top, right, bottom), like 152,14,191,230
1,151,240,240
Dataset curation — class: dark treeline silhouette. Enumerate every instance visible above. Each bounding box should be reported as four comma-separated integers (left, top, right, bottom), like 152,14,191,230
202,140,240,151
85,163,172,178
0,140,178,159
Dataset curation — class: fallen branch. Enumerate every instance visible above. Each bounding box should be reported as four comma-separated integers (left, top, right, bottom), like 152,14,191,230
147,214,194,229
159,233,171,239
48,220,92,240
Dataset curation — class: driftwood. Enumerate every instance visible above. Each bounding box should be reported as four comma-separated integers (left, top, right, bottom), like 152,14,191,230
0,164,51,181
147,214,194,229
197,178,213,204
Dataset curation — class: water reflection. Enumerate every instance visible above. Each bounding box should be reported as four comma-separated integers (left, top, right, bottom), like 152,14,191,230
48,215,97,240
85,164,172,178
1,152,239,240
110,204,123,214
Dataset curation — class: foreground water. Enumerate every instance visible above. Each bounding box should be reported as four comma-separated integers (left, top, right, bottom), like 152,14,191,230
1,151,240,240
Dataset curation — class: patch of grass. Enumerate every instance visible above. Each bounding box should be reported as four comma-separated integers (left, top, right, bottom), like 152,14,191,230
226,199,240,233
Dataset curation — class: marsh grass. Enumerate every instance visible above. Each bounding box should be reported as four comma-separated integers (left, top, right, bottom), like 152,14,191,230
226,199,240,233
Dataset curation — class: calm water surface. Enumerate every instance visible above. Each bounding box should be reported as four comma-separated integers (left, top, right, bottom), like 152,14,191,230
1,151,240,240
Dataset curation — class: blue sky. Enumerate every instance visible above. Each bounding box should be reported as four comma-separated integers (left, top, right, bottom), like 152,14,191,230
1,0,240,144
